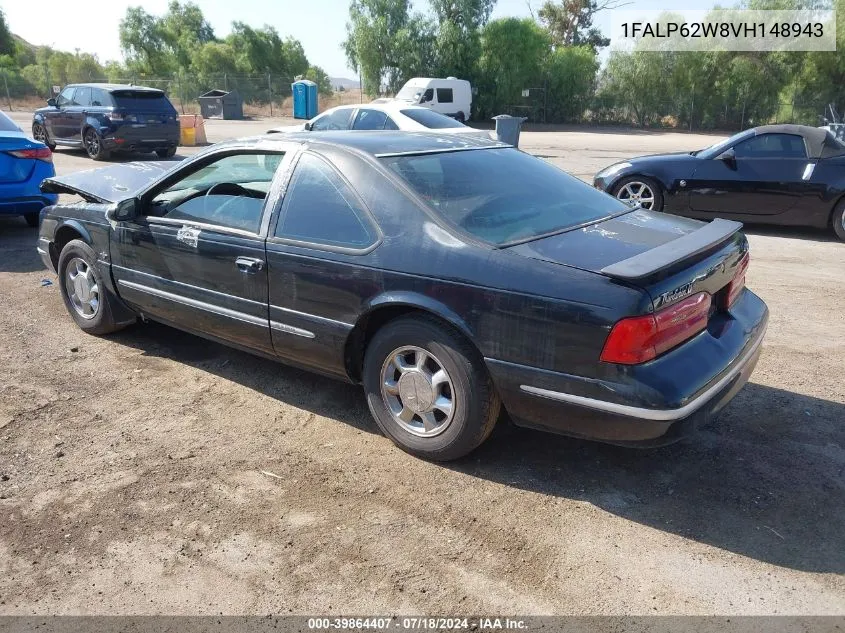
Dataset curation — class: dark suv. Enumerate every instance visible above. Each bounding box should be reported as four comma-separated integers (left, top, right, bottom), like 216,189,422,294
32,84,180,161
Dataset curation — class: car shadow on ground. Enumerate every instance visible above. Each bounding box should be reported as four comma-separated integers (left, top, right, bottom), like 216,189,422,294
742,223,840,243
110,320,845,575
0,217,44,273
53,148,188,162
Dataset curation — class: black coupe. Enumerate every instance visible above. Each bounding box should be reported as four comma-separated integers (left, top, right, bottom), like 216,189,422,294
593,124,845,241
37,132,768,460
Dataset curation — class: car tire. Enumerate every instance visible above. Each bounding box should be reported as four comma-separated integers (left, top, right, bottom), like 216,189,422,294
83,127,110,161
456,112,466,123
362,315,500,461
156,146,177,158
611,176,664,211
32,123,56,151
24,212,40,228
57,239,129,335
832,199,845,241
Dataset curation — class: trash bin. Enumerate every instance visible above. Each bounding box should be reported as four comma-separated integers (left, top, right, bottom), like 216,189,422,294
492,114,527,147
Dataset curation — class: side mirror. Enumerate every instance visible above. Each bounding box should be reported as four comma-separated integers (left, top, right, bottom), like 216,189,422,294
107,198,139,222
303,121,313,131
47,98,57,107
718,147,737,166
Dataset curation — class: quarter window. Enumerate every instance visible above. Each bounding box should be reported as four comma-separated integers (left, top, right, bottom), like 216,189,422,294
436,88,453,103
276,153,377,249
149,152,284,233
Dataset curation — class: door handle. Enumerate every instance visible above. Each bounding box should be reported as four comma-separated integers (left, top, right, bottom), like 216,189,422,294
236,256,265,274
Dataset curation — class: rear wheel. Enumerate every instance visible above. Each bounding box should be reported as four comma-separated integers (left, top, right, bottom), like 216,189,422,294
83,127,110,161
57,240,128,335
832,199,845,241
156,146,177,158
24,212,40,228
362,315,500,461
611,176,664,211
32,123,56,151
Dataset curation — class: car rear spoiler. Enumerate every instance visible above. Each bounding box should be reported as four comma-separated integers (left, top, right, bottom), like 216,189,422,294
600,218,743,281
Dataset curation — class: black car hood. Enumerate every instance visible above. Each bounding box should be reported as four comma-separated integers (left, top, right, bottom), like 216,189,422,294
629,151,700,165
40,161,179,203
508,209,708,273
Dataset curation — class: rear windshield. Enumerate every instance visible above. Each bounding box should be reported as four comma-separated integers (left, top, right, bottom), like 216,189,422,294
400,109,465,129
111,90,176,112
0,110,20,132
381,148,629,246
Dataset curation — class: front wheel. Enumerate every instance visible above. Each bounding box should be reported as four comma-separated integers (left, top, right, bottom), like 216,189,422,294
362,315,500,461
83,128,110,161
57,240,128,335
832,199,845,241
611,176,664,211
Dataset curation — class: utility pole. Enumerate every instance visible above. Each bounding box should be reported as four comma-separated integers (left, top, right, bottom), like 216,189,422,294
2,73,11,111
268,72,273,117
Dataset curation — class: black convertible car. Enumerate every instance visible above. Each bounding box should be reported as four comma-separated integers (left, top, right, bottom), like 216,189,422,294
37,132,768,460
594,124,845,241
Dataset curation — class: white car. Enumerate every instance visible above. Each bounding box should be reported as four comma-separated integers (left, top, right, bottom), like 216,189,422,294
267,102,488,137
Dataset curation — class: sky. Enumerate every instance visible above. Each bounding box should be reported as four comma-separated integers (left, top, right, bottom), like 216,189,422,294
2,0,717,79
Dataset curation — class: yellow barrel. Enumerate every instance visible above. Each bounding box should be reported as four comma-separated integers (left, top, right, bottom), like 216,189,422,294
180,126,196,146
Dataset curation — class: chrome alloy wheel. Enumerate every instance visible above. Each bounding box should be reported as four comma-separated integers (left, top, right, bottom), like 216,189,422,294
380,346,455,437
32,124,47,143
616,181,655,209
65,257,100,319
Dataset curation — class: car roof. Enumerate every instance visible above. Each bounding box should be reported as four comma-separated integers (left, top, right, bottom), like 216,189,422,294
752,124,843,159
66,83,164,93
329,101,438,114
235,131,507,157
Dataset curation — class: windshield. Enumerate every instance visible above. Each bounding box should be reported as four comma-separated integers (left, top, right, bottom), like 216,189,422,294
400,109,465,129
396,85,423,101
698,129,754,159
381,148,630,246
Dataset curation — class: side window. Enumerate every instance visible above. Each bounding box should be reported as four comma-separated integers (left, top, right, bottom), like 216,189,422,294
383,116,399,130
436,88,453,104
90,89,111,107
74,87,92,107
56,87,75,108
734,134,807,159
353,109,389,130
149,152,284,233
311,108,354,131
420,89,434,104
276,153,377,250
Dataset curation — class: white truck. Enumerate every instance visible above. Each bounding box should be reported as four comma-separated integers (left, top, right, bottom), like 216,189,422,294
394,77,472,122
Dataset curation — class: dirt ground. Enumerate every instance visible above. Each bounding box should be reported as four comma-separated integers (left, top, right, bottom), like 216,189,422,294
0,115,843,616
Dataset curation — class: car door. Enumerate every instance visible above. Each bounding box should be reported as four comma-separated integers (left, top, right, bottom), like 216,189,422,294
110,148,294,355
264,151,382,377
46,86,76,140
66,86,91,142
688,133,810,216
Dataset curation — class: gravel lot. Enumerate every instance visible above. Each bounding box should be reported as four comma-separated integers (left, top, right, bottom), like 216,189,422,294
1,113,843,615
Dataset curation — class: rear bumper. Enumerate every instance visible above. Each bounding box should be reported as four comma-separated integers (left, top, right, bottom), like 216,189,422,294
103,124,180,151
487,290,769,446
0,194,57,215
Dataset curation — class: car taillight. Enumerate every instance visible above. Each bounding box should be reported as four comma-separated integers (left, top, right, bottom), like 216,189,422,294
107,111,124,121
7,147,52,162
600,292,712,365
723,253,749,309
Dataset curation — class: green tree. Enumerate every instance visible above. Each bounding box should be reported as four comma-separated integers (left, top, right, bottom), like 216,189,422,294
0,8,13,56
431,0,496,79
305,65,333,94
119,7,172,75
537,0,611,49
545,45,597,121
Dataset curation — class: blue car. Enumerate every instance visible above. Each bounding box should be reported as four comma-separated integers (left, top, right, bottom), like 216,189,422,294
0,110,56,227
32,83,180,161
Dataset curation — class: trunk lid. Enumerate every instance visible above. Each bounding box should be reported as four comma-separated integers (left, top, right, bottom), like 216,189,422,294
40,161,178,203
508,209,748,310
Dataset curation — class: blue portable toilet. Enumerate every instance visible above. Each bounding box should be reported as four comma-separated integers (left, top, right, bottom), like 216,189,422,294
292,80,318,119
